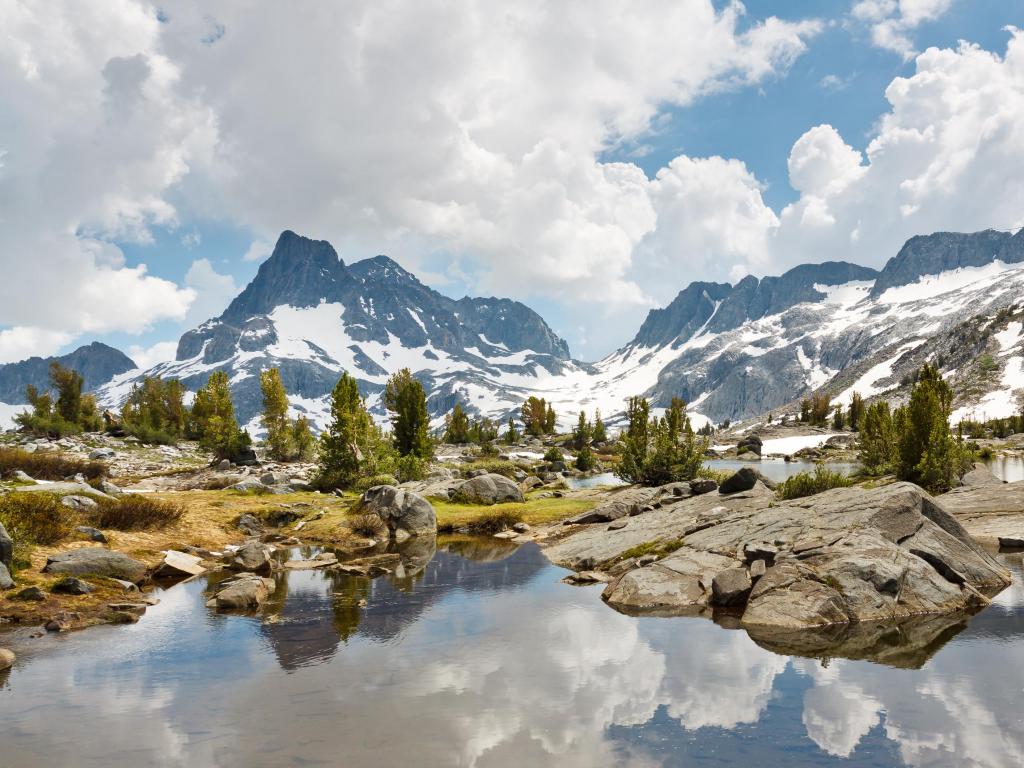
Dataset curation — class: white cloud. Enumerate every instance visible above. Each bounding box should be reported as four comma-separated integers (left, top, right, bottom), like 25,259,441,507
184,258,237,326
0,0,213,353
851,0,954,59
243,238,274,262
127,340,179,369
0,327,75,364
772,30,1024,269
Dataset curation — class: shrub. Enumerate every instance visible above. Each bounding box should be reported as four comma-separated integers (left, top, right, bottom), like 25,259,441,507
123,423,178,446
479,442,499,457
396,454,426,483
348,512,385,537
694,466,732,485
90,495,184,530
0,448,106,481
543,446,563,463
616,397,708,486
0,492,77,545
776,465,854,500
355,473,400,491
439,508,523,534
463,460,519,479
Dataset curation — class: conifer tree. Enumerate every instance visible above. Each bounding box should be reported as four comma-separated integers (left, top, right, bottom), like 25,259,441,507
859,401,898,475
544,403,557,434
848,392,864,432
260,368,293,460
383,368,433,459
316,372,393,489
521,397,547,437
291,415,315,461
443,403,471,444
504,416,519,444
191,371,249,460
592,409,607,443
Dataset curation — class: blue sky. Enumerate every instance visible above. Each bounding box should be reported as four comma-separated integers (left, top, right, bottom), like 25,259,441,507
5,0,1024,365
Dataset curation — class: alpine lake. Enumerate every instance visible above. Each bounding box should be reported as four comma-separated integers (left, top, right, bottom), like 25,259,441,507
1,459,1023,766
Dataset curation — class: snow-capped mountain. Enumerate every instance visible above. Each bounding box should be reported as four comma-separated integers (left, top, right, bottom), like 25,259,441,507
94,226,1024,433
99,230,582,431
573,227,1024,425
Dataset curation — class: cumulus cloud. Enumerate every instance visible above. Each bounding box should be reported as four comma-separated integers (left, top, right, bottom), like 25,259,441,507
772,30,1024,269
851,0,954,59
152,0,819,308
0,327,75,364
127,340,179,369
0,0,212,352
183,258,237,326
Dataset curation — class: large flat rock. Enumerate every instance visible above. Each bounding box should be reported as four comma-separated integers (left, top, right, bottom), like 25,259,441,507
939,479,1024,545
544,482,1010,631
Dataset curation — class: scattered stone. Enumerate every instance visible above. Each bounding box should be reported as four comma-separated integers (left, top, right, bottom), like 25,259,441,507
230,478,265,493
563,571,612,585
741,541,778,566
15,586,46,602
108,611,139,624
108,578,139,593
284,553,338,569
456,473,525,505
749,559,767,580
711,568,752,606
76,526,107,543
229,541,274,574
206,573,275,611
12,470,36,483
512,522,531,533
0,648,14,671
719,468,759,494
690,479,718,495
61,494,98,510
520,476,544,491
960,463,1004,488
354,485,437,538
89,447,116,460
51,577,93,595
45,612,79,632
607,519,628,531
44,548,148,583
0,562,13,590
217,459,232,471
153,550,207,579
0,521,11,571
998,536,1024,549
493,530,518,539
99,480,124,497
107,602,149,617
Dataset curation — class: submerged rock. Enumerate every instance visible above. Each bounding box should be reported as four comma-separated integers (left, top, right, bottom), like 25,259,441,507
153,550,207,579
229,541,274,574
0,647,14,671
206,573,275,611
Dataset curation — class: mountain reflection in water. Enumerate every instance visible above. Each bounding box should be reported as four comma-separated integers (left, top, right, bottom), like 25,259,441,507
0,539,1022,767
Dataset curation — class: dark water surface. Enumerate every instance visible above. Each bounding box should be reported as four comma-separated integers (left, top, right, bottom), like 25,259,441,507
1,539,1022,767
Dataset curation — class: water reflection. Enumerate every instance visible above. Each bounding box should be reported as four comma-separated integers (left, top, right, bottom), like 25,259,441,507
0,541,1021,767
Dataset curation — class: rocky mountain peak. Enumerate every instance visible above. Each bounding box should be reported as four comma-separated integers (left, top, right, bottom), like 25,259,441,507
348,255,419,286
869,229,1021,297
0,342,136,404
221,231,350,322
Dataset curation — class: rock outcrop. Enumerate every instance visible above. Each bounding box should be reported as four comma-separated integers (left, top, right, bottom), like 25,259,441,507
206,573,275,611
43,548,148,583
545,482,1010,631
355,485,437,538
455,473,525,505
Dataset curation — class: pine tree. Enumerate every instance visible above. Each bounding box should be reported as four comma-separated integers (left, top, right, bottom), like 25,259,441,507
383,368,433,459
592,409,607,443
859,401,898,475
191,371,249,460
573,410,591,450
291,415,315,461
260,368,293,460
896,363,968,493
443,403,471,444
316,372,394,489
615,396,707,486
832,404,845,431
848,391,864,432
504,417,519,444
544,403,557,434
616,396,650,485
521,397,547,437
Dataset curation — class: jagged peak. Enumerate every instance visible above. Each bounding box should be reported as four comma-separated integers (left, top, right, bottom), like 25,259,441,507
348,254,419,285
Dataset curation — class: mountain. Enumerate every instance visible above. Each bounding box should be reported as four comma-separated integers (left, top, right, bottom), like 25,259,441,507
0,342,136,404
97,226,1024,433
101,230,579,430
580,228,1024,424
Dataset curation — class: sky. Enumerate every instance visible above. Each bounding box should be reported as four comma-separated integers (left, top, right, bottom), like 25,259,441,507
2,0,1024,367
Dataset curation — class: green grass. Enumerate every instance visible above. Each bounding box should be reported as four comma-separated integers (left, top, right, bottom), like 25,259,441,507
776,465,854,500
432,496,595,532
613,538,685,563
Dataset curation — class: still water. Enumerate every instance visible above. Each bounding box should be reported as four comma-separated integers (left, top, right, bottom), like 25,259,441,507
1,538,1022,767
